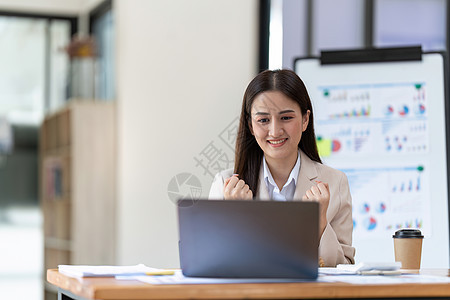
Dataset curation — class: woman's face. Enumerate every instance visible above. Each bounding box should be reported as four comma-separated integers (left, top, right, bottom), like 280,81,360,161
250,91,310,164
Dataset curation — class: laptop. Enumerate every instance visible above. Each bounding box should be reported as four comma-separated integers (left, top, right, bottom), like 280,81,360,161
177,199,319,279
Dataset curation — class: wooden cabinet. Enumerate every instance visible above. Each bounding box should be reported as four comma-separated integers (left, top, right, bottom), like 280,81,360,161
40,101,116,299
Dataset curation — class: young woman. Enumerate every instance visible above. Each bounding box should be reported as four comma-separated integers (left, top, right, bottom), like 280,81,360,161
209,69,355,267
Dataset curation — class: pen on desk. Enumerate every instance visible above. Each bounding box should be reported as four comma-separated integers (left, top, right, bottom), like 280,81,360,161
145,270,175,276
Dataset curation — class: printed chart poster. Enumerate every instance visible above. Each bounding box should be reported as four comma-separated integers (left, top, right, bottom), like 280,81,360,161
314,82,431,239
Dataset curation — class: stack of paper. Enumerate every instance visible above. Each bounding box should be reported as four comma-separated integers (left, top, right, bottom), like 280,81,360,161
58,264,171,278
319,262,401,276
338,262,401,272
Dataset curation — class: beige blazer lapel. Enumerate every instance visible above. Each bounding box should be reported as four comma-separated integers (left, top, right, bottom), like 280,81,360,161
293,150,319,200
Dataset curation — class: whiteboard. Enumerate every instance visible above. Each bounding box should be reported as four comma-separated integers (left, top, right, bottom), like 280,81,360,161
295,53,449,268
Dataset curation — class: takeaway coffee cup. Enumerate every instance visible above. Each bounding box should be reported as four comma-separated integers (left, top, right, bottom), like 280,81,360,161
392,229,424,269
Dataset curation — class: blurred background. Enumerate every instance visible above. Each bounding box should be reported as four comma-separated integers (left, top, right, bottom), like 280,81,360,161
0,0,447,299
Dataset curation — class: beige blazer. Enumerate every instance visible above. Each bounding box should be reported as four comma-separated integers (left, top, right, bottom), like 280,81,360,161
208,150,356,267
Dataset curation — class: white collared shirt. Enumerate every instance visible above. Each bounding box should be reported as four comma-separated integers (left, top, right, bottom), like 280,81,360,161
263,151,301,201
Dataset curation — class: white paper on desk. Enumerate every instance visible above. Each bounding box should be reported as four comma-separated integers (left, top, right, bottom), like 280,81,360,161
336,262,401,273
320,274,450,284
319,262,402,275
319,267,357,275
58,264,163,278
121,270,316,284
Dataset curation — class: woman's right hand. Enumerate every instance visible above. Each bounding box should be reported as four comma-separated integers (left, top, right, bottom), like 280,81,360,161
223,174,253,200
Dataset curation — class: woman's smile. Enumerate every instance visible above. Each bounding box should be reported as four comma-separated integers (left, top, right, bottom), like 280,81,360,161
267,138,288,147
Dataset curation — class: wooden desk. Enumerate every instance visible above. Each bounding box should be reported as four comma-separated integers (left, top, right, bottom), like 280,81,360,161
47,269,450,300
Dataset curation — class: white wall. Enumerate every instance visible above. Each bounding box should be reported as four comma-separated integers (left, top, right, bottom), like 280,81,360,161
115,0,258,267
81,0,105,12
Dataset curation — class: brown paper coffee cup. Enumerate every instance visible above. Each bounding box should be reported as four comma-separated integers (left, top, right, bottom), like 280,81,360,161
393,229,423,269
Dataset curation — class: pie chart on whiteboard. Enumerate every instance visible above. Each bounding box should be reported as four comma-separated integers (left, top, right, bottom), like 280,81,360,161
364,217,377,231
332,139,341,152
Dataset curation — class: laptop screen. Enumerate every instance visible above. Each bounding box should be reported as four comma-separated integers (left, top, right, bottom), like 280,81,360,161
177,200,319,279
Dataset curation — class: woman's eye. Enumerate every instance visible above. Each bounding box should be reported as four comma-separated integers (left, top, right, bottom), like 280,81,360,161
258,118,270,123
281,116,293,120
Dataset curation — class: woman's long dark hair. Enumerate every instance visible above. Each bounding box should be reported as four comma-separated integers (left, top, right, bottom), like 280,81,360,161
234,69,321,196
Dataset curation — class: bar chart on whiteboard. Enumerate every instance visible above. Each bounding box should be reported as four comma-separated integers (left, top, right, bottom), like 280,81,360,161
314,82,431,240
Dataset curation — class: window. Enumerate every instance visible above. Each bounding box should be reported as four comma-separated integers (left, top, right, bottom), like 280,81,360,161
90,0,115,100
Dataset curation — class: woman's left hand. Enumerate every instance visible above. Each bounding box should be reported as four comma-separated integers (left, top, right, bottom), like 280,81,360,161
302,181,330,237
